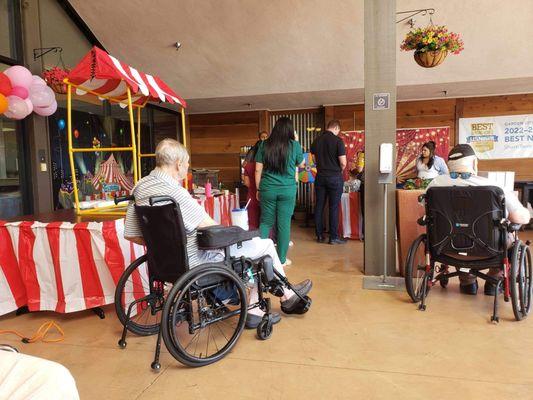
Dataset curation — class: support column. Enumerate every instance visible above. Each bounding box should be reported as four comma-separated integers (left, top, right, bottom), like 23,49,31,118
364,0,397,275
21,0,54,213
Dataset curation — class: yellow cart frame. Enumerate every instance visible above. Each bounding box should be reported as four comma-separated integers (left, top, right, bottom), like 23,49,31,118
65,80,187,216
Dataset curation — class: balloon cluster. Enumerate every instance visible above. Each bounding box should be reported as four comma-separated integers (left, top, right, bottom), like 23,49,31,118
0,65,58,120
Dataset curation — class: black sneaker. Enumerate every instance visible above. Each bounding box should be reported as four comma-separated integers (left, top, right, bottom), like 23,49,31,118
292,279,313,296
484,280,503,296
459,281,478,295
316,236,325,243
329,238,347,245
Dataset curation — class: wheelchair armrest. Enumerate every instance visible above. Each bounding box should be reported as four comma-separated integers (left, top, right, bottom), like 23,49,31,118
197,225,260,249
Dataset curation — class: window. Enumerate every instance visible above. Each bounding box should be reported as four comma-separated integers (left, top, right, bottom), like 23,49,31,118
0,0,19,61
0,62,22,218
153,107,180,145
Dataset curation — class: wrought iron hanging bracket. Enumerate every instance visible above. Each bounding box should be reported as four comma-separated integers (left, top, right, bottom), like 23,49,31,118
33,46,63,61
396,8,435,26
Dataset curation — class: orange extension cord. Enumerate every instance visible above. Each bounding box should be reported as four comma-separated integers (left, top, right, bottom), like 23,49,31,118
0,321,65,343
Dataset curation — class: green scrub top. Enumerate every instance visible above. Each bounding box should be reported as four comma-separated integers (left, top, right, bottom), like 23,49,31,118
255,140,303,190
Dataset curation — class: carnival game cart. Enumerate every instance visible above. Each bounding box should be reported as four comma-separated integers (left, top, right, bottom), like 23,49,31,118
64,46,187,216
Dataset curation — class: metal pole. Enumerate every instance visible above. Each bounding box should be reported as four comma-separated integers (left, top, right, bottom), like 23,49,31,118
382,182,387,282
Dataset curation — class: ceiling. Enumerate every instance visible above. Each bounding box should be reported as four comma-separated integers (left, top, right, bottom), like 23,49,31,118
68,0,533,113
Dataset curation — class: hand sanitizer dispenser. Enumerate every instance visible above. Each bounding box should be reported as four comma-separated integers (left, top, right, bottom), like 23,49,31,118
379,143,393,174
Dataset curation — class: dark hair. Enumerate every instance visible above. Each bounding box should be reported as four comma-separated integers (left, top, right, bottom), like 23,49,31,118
245,140,261,162
263,117,295,174
420,141,436,169
327,119,341,130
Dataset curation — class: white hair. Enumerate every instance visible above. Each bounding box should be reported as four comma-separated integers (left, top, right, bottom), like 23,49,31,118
447,155,476,174
155,138,189,167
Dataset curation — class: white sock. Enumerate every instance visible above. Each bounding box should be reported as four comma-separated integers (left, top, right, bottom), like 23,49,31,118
247,287,264,316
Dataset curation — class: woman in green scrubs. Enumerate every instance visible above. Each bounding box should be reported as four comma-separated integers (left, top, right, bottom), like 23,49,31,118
255,117,304,266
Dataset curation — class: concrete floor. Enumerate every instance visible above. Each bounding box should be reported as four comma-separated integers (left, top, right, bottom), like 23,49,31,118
1,226,533,399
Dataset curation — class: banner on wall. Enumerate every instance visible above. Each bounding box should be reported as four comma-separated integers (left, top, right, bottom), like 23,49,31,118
458,114,533,159
340,127,450,181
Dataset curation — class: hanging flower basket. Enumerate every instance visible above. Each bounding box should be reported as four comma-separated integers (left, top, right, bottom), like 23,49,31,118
414,50,448,68
401,25,463,68
43,66,70,94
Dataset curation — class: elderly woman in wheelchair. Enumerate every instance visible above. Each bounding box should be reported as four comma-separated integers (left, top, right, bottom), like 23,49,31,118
114,139,312,369
405,144,531,323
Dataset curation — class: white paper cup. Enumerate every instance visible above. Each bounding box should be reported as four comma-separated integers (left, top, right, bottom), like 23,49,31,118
231,208,249,230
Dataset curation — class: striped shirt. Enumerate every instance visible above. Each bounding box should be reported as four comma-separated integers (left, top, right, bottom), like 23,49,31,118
124,168,209,268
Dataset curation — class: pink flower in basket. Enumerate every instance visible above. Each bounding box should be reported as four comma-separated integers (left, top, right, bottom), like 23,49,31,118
42,67,70,94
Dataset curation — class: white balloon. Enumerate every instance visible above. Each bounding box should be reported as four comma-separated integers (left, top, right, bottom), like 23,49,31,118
31,75,47,86
34,100,57,117
29,85,55,107
24,98,33,114
4,95,30,119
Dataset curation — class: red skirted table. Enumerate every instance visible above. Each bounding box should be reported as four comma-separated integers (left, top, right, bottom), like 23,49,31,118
339,192,363,240
0,194,237,317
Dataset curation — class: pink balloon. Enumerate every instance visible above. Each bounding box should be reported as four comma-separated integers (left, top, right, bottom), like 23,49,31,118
4,95,30,119
34,100,57,117
4,66,32,89
29,85,55,107
31,75,47,86
24,98,33,114
10,86,29,99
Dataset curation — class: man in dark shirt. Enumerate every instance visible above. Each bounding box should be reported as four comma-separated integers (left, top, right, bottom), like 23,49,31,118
310,120,347,244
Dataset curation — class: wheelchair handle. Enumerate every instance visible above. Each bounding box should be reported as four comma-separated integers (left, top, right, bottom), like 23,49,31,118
114,195,135,205
499,218,521,232
508,223,521,232
417,216,427,226
149,195,178,207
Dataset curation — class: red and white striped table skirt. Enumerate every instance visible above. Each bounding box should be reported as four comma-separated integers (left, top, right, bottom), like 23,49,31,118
338,192,363,240
0,194,237,317
0,219,146,317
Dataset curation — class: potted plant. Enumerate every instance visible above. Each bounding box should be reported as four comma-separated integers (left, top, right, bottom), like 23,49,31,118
43,66,70,94
400,25,464,68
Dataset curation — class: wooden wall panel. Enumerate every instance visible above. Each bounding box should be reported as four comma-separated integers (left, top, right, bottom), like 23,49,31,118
187,94,533,191
189,111,260,189
461,94,533,118
189,111,260,126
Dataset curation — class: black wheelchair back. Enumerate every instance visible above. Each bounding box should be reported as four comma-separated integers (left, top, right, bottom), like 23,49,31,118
405,186,531,323
113,194,311,369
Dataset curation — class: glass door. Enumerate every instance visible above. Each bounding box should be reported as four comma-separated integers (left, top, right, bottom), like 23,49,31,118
0,116,23,219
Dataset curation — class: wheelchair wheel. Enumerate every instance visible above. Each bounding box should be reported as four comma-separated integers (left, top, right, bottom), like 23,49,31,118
257,318,273,340
510,242,532,321
405,234,430,303
162,265,247,367
114,255,164,336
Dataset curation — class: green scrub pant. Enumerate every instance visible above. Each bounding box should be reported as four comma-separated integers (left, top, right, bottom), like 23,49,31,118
259,186,296,263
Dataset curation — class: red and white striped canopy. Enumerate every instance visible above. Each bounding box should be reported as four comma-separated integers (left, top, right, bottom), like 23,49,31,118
92,154,134,192
66,46,186,108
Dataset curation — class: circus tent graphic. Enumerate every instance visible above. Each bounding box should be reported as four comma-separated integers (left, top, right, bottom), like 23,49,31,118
92,154,134,192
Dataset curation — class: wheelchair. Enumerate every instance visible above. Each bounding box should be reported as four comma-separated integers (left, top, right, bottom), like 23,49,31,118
113,195,312,369
404,186,532,323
